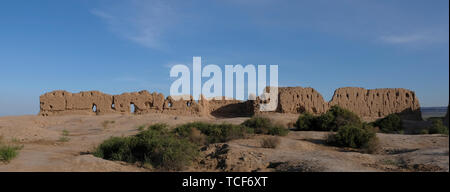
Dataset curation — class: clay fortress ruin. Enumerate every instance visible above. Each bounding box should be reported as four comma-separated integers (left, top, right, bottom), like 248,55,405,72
39,87,422,121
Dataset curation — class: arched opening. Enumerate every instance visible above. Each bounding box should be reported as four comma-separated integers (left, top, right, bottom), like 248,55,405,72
168,101,173,108
92,104,97,113
130,103,136,114
186,101,191,107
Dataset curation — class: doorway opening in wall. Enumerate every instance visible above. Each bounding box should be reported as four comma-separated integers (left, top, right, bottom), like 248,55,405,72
92,104,97,114
130,103,136,114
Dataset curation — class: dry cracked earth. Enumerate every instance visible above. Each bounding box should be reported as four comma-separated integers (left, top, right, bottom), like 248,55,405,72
0,113,448,172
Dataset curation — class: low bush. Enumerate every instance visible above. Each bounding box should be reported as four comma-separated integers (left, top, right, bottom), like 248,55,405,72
361,136,381,154
266,124,289,136
0,145,22,162
326,106,362,131
294,106,361,131
428,119,449,135
294,113,315,131
260,136,280,148
241,116,272,134
327,123,377,151
95,118,290,170
242,116,289,136
59,129,70,142
174,122,253,144
372,114,403,133
94,123,199,171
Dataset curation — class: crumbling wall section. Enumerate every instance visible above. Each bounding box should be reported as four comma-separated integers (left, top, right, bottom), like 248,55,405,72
39,87,422,120
276,87,329,115
39,90,246,117
328,87,421,120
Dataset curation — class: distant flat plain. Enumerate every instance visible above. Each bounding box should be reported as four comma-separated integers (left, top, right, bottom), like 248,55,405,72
421,106,448,119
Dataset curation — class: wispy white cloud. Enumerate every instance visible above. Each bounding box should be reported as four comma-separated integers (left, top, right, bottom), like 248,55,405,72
379,30,448,45
91,0,177,49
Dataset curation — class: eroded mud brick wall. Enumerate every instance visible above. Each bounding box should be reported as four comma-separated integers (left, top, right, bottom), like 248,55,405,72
39,90,250,117
40,90,115,116
276,87,329,115
329,87,421,120
274,87,421,120
39,87,422,120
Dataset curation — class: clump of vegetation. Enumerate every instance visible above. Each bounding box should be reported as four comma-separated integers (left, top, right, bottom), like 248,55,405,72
102,120,115,130
93,124,199,171
0,145,22,162
137,125,146,131
371,114,403,133
241,116,289,136
419,129,429,134
292,106,382,153
294,113,315,131
174,122,253,144
0,137,23,163
58,130,70,142
260,136,280,148
294,106,361,131
94,117,290,170
428,119,449,135
326,123,378,153
326,106,362,131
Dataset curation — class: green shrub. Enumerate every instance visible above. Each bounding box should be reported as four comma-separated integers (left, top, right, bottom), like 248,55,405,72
294,106,361,131
242,116,289,135
241,116,272,134
428,119,449,135
327,123,377,149
294,113,315,131
372,114,402,133
327,106,362,131
174,122,253,144
59,129,70,142
93,136,135,161
314,112,336,131
267,124,289,136
58,136,70,142
94,123,199,171
62,129,70,136
420,129,429,134
0,145,22,162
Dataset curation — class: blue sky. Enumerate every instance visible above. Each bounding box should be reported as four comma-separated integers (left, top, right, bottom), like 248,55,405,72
0,0,448,116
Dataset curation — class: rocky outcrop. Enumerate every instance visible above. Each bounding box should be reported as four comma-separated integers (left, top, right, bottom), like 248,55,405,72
39,86,422,120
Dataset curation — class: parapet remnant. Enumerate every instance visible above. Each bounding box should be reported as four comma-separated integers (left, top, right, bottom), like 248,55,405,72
39,87,422,120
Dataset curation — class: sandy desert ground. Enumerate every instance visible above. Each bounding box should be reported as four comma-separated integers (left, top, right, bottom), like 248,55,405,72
0,113,448,172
